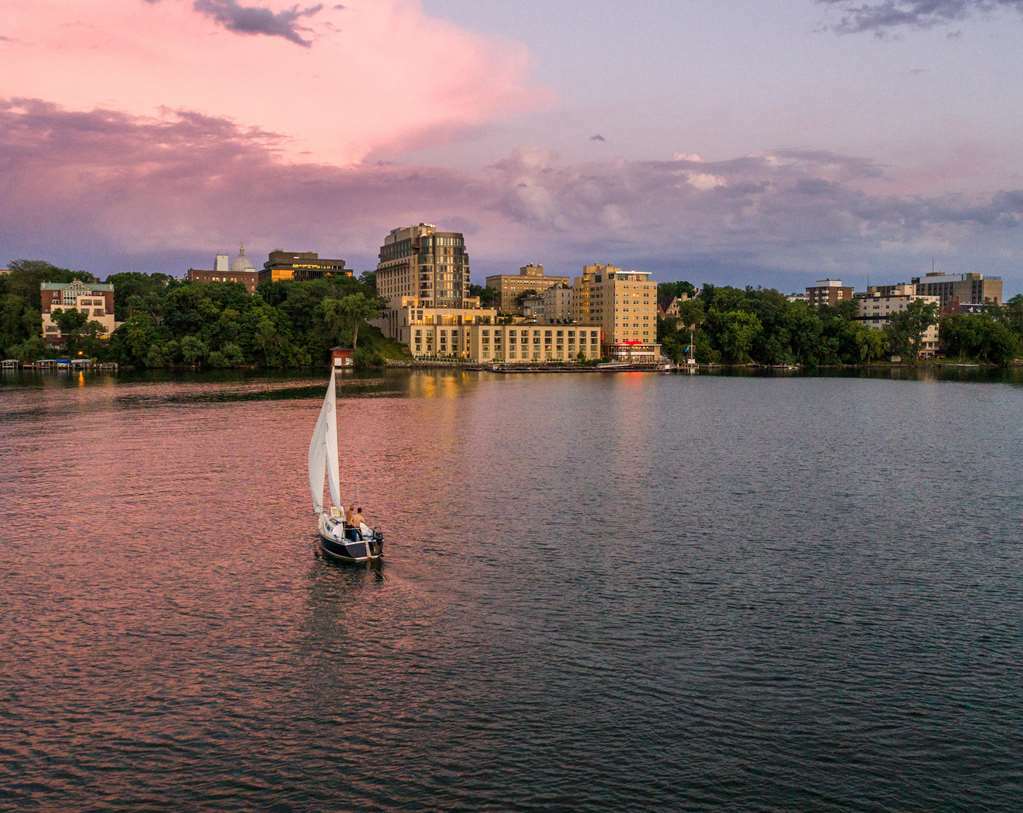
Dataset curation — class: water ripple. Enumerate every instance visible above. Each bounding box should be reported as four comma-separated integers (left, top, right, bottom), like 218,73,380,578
1,371,1022,810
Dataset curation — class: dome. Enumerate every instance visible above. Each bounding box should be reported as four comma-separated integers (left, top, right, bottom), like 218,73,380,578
230,244,256,273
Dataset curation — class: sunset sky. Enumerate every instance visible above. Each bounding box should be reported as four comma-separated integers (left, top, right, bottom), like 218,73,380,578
3,0,1023,291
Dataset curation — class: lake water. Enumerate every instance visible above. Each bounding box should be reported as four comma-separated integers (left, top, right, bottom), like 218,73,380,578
2,369,1022,811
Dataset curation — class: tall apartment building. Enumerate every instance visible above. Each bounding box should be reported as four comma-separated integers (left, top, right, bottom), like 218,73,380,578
806,279,854,308
376,224,469,307
910,272,1003,312
573,264,659,361
40,280,117,346
260,250,350,284
484,264,570,313
856,285,941,357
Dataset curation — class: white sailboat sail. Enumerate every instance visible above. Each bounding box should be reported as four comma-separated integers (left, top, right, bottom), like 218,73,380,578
324,371,342,511
308,368,343,514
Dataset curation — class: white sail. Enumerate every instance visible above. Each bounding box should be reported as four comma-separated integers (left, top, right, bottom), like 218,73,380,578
308,369,342,514
308,386,328,514
324,370,342,510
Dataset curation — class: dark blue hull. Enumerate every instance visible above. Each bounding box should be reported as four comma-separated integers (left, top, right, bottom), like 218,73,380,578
318,534,383,563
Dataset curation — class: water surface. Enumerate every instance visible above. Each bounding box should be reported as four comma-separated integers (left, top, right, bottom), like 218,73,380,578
2,370,1022,810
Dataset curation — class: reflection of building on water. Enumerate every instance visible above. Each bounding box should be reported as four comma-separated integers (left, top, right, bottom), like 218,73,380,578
404,370,476,399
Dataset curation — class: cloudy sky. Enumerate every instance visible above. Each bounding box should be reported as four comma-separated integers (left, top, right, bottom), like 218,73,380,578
2,0,1023,292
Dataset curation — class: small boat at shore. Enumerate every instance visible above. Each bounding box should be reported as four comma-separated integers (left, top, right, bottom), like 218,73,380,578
308,368,384,563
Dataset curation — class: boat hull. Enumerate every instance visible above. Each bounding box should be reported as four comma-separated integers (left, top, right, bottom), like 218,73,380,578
318,534,378,563
317,514,383,563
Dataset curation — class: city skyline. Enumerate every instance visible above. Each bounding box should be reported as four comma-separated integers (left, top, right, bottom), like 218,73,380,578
3,0,1023,293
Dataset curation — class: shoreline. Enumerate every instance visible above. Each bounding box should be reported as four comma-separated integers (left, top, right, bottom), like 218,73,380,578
2,358,1020,379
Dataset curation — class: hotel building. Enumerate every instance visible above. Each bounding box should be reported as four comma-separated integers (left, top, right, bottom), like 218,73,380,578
470,324,602,363
573,264,660,361
40,280,117,345
260,250,351,284
909,272,1003,313
376,224,470,307
372,295,601,363
806,279,854,308
372,296,495,359
484,264,570,313
856,284,941,357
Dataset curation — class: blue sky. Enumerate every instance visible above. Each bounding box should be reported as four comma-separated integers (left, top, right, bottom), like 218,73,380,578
415,0,1022,183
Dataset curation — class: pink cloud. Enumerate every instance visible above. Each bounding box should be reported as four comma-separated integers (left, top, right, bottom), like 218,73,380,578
1,0,550,164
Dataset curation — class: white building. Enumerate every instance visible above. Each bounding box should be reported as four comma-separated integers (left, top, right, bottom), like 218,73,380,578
40,280,118,346
857,284,941,357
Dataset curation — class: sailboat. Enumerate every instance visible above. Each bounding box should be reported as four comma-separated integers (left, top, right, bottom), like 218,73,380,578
309,368,384,563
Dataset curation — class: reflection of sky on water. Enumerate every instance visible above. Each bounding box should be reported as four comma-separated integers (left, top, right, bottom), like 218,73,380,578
2,370,1023,810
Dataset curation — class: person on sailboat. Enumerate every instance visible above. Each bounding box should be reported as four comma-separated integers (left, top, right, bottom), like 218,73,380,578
345,504,356,526
352,506,366,528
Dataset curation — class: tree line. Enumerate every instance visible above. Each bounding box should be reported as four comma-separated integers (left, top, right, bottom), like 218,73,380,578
0,260,405,369
657,283,1023,367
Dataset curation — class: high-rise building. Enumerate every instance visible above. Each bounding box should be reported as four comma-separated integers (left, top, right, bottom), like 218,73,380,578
40,280,117,345
376,224,469,307
806,279,854,308
910,272,1002,312
260,250,351,284
484,264,570,313
573,264,659,361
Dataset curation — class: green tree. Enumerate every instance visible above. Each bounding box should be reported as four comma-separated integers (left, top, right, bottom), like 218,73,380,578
50,308,94,355
676,298,705,330
51,307,88,336
222,342,245,367
0,294,39,357
657,280,696,308
850,323,887,362
717,310,762,363
105,272,174,320
145,343,170,368
941,313,1020,365
358,270,377,292
514,289,538,309
180,335,209,366
321,292,379,351
110,314,159,366
11,336,46,362
469,283,499,308
886,300,938,360
4,260,96,309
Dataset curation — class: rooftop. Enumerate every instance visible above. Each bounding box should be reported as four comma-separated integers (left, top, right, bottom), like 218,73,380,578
810,279,846,288
40,281,114,291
